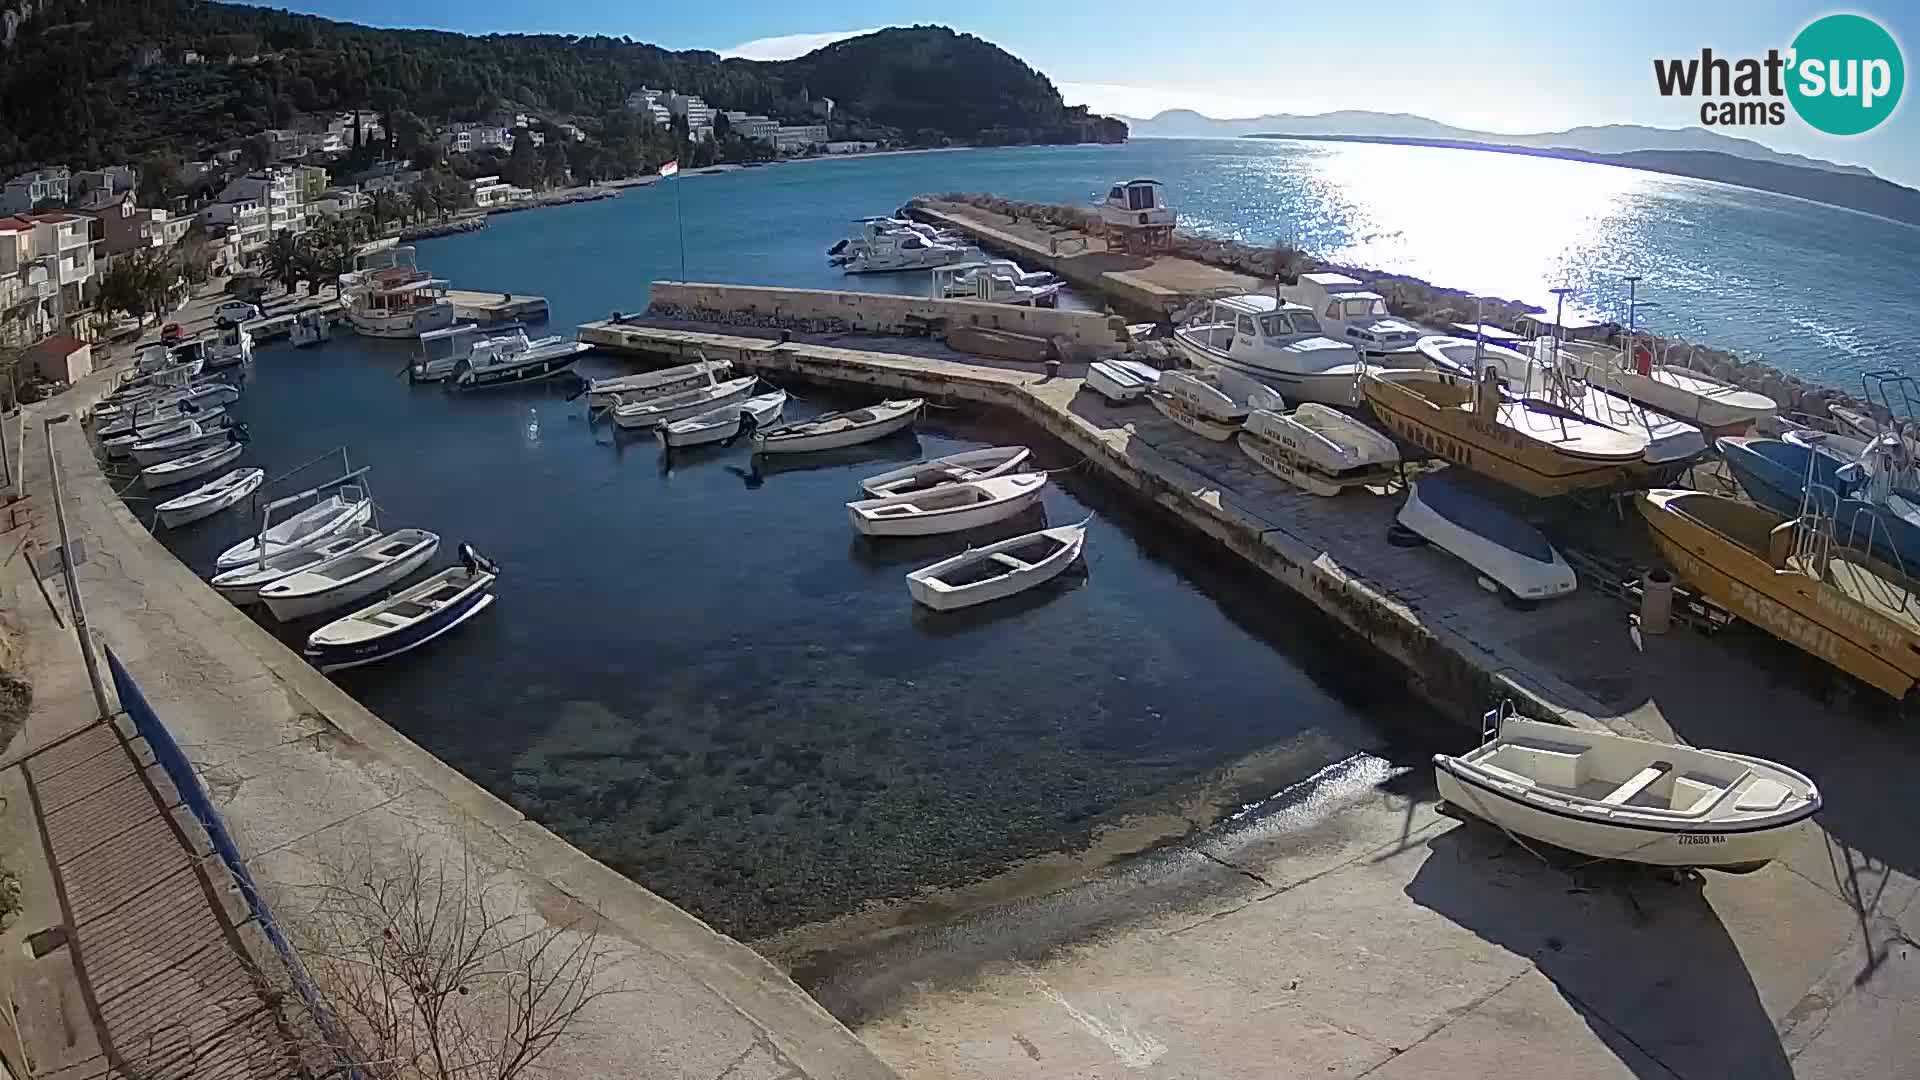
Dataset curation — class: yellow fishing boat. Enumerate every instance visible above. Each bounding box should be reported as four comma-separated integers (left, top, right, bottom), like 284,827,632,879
1637,488,1920,699
1362,367,1649,498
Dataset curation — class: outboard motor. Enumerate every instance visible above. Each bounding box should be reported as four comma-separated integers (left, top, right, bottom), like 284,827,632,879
458,543,499,576
229,422,251,445
724,410,758,448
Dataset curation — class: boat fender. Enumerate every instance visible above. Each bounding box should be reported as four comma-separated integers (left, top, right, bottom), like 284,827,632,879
1386,523,1426,548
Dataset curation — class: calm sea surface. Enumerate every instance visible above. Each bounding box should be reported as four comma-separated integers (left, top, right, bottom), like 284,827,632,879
130,138,1910,937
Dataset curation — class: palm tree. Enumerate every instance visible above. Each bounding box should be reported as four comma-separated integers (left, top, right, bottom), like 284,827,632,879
264,231,303,295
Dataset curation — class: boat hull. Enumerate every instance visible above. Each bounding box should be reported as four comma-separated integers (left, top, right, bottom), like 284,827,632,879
140,443,244,489
350,303,456,339
1398,476,1577,601
613,380,757,430
659,393,787,448
908,526,1085,611
132,429,233,468
1148,391,1240,441
849,481,1047,538
262,537,441,621
1435,762,1798,871
1578,363,1774,436
1085,361,1158,403
586,361,734,408
156,469,263,528
452,345,587,389
1238,429,1392,496
754,405,919,454
216,498,375,570
860,446,1032,497
306,588,494,672
1173,333,1362,407
210,528,385,605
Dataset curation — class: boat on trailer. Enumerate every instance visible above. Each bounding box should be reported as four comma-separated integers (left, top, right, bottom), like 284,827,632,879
847,472,1049,537
304,547,499,672
906,516,1090,611
155,468,264,529
1238,405,1399,496
753,398,922,455
1554,337,1776,436
1396,468,1577,606
1436,704,1819,873
259,528,441,621
859,446,1032,498
1148,368,1282,441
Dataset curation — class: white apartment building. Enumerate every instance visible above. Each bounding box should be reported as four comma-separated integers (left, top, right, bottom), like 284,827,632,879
438,124,513,154
666,93,715,139
200,199,270,261
722,111,779,143
2,167,72,214
198,167,309,265
469,175,532,208
774,125,830,152
0,211,95,339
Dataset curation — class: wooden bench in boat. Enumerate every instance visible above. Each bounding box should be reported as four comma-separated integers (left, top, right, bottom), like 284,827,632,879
989,553,1031,571
1599,761,1673,806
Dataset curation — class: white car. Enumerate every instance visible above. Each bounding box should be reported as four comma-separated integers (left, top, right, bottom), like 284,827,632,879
214,301,262,327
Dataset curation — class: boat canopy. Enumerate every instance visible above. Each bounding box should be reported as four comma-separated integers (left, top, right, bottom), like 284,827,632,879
1520,309,1605,332
1452,322,1525,342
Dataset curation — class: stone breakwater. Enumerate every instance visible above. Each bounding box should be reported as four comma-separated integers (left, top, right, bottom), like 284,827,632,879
921,193,1880,428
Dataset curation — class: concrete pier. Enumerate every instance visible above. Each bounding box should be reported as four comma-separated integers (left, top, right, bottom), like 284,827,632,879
449,289,550,324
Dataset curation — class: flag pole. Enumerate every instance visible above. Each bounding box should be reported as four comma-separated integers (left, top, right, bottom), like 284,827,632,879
674,171,686,282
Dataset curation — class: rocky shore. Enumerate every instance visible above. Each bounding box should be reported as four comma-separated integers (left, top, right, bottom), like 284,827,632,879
923,192,1879,428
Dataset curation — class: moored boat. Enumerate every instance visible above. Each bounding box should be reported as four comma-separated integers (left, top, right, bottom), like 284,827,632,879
611,376,758,430
1148,368,1282,441
847,472,1049,537
139,440,244,490
304,548,499,672
155,468,264,529
1436,706,1819,872
1397,468,1577,605
203,326,253,369
906,515,1090,611
259,528,441,621
130,421,241,468
859,446,1032,497
1085,359,1162,404
753,398,922,455
290,309,332,347
931,261,1062,307
584,358,734,408
448,328,592,389
1557,338,1775,436
657,390,788,449
210,526,384,605
1238,405,1398,496
216,489,374,570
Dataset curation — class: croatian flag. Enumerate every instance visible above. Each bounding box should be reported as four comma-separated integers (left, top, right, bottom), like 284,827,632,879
659,160,679,178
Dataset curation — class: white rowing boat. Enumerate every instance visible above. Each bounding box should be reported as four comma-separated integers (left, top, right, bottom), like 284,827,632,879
216,490,374,570
657,390,788,448
259,528,440,621
859,446,1032,497
906,515,1089,610
155,468,263,528
304,549,498,672
610,376,758,430
210,526,384,605
139,441,243,490
129,421,237,468
847,471,1049,537
753,398,922,455
585,358,734,407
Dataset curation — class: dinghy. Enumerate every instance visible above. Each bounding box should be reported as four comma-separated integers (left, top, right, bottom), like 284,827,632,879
584,358,734,407
906,516,1090,611
130,421,239,468
753,398,922,455
210,526,383,605
139,440,244,490
259,528,440,621
155,468,263,529
859,446,1032,498
1148,369,1283,441
1436,705,1819,872
103,415,201,459
1239,405,1398,496
847,472,1049,537
1085,359,1162,404
657,390,787,449
610,376,758,430
216,490,374,570
304,547,499,672
1397,469,1577,605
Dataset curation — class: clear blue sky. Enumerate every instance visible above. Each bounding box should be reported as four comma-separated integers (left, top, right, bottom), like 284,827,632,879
259,1,1919,184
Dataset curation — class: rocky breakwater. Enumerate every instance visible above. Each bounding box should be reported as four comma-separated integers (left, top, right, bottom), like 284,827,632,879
919,192,1880,429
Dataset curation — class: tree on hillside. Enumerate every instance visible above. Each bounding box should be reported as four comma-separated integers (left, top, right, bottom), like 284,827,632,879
264,231,303,294
712,112,731,141
242,132,274,170
138,147,182,206
504,128,539,189
297,218,362,296
539,141,571,189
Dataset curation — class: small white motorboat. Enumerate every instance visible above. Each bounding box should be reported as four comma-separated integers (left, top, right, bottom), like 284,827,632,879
827,220,972,274
657,390,788,449
1148,368,1282,441
906,515,1090,611
753,398,922,455
1172,295,1371,406
931,261,1062,307
859,446,1032,498
1085,359,1162,404
938,258,1056,295
259,528,441,621
203,326,253,369
216,490,374,570
449,329,592,389
304,547,499,672
1435,705,1820,872
130,421,240,468
584,358,734,408
1396,469,1576,606
611,376,758,430
847,472,1049,537
290,309,332,347
140,440,244,490
155,468,264,528
1239,405,1399,496
210,526,384,605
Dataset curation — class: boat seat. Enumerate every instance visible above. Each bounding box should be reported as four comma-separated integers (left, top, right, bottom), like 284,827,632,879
1734,777,1793,813
1767,521,1797,570
1600,761,1673,806
1487,742,1588,789
1670,774,1724,814
1472,761,1535,789
989,553,1031,571
370,612,412,627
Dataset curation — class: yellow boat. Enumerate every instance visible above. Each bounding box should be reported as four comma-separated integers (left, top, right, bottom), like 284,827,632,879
1637,488,1920,699
1362,368,1648,498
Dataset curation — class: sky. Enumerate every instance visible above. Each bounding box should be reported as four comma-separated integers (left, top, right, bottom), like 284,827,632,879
258,1,1918,184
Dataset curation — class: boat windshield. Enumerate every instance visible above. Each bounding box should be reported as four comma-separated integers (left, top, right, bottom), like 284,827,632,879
1259,314,1292,337
1342,297,1387,318
1290,312,1325,334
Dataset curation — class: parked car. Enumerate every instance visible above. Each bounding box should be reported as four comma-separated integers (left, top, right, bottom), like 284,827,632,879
215,301,262,328
161,323,184,344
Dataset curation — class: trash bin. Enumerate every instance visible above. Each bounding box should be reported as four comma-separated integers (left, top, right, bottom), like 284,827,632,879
1640,569,1674,635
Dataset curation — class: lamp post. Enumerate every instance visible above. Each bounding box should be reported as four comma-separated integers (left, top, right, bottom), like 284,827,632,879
44,414,112,720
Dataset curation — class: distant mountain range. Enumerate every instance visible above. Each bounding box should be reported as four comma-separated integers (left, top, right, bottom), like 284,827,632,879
1119,109,1878,179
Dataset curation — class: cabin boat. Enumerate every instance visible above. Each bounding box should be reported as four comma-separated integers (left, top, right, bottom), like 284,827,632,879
1639,487,1920,699
449,329,591,389
216,487,373,570
1098,179,1176,252
290,309,332,347
346,254,456,338
303,548,499,673
610,376,758,430
259,528,441,621
1398,468,1577,604
907,516,1090,611
752,398,922,455
139,440,244,490
210,526,384,605
1085,359,1162,403
203,326,253,369
939,259,1056,295
657,390,788,449
1286,273,1424,357
931,262,1062,307
1238,405,1399,496
860,446,1033,498
1362,368,1649,498
155,468,264,529
847,472,1049,537
1436,706,1819,872
1173,295,1373,406
583,358,734,407
827,221,972,274
1554,338,1776,436
1148,368,1283,441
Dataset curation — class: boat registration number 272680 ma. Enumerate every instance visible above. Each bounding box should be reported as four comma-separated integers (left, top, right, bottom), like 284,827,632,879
1677,834,1728,846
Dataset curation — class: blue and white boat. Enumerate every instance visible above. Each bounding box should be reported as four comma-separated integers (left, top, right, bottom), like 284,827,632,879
1717,437,1848,518
303,547,498,672
1719,435,1920,571
1397,468,1576,606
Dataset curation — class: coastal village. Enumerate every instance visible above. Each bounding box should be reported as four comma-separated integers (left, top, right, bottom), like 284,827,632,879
0,5,1916,1080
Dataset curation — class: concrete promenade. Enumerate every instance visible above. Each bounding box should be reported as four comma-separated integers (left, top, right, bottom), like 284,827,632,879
1,339,897,1077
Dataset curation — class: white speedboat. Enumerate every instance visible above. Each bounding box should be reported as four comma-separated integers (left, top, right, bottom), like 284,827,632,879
611,376,759,430
130,421,239,468
1085,359,1161,404
1436,707,1820,872
140,440,244,490
155,468,264,529
657,390,788,449
1396,469,1576,605
1173,295,1371,406
425,325,592,389
304,549,498,673
860,446,1032,498
260,528,440,621
847,472,1049,537
290,309,332,347
1556,338,1776,436
931,262,1062,307
939,258,1056,296
827,220,972,274
1239,405,1399,496
584,358,734,408
753,398,922,455
1148,368,1282,441
907,515,1090,611
1286,272,1424,356
216,490,374,570
210,526,383,605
